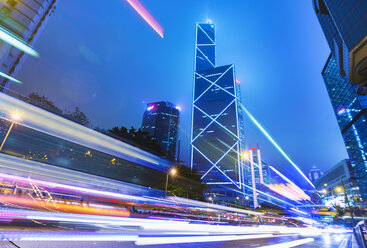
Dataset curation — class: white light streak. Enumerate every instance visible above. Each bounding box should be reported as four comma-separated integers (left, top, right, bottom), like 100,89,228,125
259,238,315,248
0,71,23,84
135,234,273,246
240,104,315,188
0,26,39,57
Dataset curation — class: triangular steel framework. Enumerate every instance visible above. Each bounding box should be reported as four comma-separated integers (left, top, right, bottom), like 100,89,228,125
191,22,246,191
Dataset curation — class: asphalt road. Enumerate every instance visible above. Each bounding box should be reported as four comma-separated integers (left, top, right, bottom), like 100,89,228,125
0,232,352,248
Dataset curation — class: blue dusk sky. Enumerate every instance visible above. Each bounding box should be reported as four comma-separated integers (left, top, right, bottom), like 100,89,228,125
12,0,348,183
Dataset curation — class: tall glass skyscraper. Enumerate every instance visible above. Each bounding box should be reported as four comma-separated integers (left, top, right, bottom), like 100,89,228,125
313,0,367,94
142,101,179,159
191,22,246,203
0,0,57,92
322,55,367,201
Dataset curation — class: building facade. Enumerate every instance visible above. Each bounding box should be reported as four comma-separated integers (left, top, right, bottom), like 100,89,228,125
191,22,246,203
0,0,57,91
142,101,179,159
322,55,367,201
308,165,323,182
314,159,360,207
313,0,367,94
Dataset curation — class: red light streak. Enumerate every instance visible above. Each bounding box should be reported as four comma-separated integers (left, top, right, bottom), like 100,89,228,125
126,0,164,38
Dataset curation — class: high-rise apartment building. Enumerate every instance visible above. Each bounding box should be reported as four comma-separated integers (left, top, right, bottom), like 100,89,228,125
142,101,179,159
322,55,367,201
313,0,367,94
0,0,57,91
191,22,246,203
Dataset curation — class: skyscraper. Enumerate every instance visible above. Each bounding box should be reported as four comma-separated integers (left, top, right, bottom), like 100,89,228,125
0,0,57,91
191,22,246,203
322,55,367,201
313,0,367,94
142,101,179,159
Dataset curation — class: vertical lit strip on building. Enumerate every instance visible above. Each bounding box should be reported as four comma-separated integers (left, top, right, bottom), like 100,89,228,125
125,0,164,38
250,150,258,208
257,148,263,184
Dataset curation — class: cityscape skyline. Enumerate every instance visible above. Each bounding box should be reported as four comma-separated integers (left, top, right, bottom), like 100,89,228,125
0,1,365,246
10,0,348,174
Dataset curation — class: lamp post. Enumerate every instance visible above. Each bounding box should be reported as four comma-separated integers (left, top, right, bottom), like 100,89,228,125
165,168,176,197
338,181,356,228
0,113,21,152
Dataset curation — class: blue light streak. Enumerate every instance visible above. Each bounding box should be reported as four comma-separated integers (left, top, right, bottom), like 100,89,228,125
240,104,315,188
0,71,23,84
0,26,39,57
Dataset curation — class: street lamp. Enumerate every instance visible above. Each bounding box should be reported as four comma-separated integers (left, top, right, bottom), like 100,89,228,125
335,187,343,193
338,182,356,228
241,151,250,160
165,168,176,197
322,189,327,194
0,113,21,152
245,195,250,200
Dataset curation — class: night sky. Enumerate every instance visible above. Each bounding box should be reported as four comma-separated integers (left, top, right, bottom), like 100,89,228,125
12,0,348,180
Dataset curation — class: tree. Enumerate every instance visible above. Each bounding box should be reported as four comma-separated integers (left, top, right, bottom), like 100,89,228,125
161,163,206,201
28,92,62,114
28,92,90,127
107,125,164,156
65,107,90,126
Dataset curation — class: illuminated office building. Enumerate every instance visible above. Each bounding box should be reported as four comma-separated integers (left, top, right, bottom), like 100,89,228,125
314,159,360,207
0,0,57,91
142,101,180,159
307,165,323,182
322,55,367,201
191,22,246,203
313,0,367,94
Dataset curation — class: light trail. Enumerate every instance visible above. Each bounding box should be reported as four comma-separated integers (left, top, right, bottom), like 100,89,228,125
0,26,39,57
259,238,315,248
135,234,274,246
20,234,137,242
0,171,166,205
239,183,296,207
126,0,164,38
0,93,170,171
290,207,308,216
167,196,263,216
0,208,323,236
0,71,23,84
269,166,310,199
239,103,315,188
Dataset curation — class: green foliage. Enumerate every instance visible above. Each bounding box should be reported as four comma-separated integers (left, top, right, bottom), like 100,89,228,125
108,126,164,156
161,163,206,201
29,92,62,114
28,92,90,126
